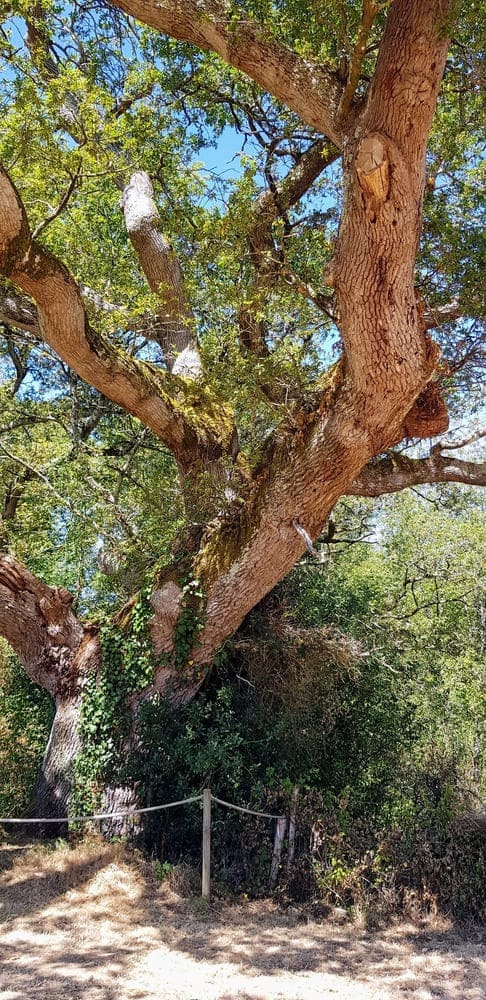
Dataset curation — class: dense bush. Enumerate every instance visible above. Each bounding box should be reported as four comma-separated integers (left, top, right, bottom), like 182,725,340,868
0,640,54,817
117,493,485,920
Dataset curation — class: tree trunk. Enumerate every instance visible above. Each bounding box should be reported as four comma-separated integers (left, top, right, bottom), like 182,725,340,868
29,696,82,836
0,554,99,827
100,785,141,839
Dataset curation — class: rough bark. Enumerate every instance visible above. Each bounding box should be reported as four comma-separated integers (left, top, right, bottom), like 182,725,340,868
333,1,451,420
100,785,141,838
0,277,39,335
110,0,344,145
0,554,91,696
0,553,99,819
347,449,486,497
29,697,82,830
120,171,201,376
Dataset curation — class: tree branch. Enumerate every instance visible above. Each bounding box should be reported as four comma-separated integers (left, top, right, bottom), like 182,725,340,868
0,276,150,338
0,166,236,470
361,0,452,195
120,171,201,376
240,139,338,354
347,449,486,497
337,0,382,122
0,552,92,696
31,165,82,241
432,429,486,451
423,298,462,329
0,278,40,336
109,0,344,145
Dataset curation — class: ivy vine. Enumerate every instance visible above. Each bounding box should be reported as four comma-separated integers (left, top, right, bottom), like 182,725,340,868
71,575,206,817
173,577,206,670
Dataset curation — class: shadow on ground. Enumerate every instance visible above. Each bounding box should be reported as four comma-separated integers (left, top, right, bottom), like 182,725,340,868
0,838,484,1000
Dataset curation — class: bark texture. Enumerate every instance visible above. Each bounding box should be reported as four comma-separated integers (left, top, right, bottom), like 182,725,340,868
29,698,82,829
120,171,201,376
347,449,486,497
0,553,99,819
0,554,90,697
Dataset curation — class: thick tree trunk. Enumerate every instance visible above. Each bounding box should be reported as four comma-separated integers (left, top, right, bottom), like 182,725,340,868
0,554,99,825
100,785,141,839
29,697,82,835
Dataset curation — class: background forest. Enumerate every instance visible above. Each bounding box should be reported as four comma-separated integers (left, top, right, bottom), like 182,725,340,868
0,0,485,923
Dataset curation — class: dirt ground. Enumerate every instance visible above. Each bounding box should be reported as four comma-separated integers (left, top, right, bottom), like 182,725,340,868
0,839,484,1000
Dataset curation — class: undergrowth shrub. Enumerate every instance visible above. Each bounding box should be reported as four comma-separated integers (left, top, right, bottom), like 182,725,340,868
118,606,484,921
0,641,53,817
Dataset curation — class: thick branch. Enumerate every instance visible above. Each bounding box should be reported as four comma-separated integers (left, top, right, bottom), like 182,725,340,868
334,0,452,409
109,0,344,145
0,167,236,470
120,171,201,376
362,0,452,196
347,450,486,497
188,368,430,666
433,429,486,451
0,553,95,698
0,276,154,338
423,298,462,329
0,278,39,335
248,141,338,268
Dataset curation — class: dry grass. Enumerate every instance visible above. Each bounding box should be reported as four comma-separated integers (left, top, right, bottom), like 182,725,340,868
0,836,485,999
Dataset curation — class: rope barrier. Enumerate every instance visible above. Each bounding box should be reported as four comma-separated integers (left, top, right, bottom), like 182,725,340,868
211,795,285,820
0,794,203,825
0,789,290,898
0,792,284,825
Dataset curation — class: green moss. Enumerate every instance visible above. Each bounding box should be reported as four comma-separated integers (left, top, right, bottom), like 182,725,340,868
194,361,348,587
172,377,237,455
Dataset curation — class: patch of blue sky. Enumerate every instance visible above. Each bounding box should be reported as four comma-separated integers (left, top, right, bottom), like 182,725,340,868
197,125,249,179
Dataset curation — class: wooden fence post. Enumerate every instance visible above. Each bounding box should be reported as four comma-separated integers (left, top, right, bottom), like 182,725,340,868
287,786,299,872
202,787,211,899
269,815,287,889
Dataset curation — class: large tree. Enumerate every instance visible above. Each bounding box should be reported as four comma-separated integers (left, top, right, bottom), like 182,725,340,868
0,0,484,818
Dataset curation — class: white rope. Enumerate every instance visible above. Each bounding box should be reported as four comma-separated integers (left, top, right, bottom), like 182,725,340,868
0,794,203,825
0,792,284,825
0,795,285,826
211,796,284,820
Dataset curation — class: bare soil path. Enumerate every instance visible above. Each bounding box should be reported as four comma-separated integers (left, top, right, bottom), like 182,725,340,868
0,839,484,1000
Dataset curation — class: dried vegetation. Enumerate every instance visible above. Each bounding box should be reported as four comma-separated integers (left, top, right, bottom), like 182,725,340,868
0,837,484,999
